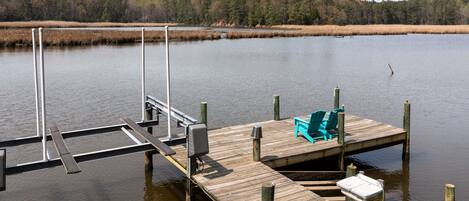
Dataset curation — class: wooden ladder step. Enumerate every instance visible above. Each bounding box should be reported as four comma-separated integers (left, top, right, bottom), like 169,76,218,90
323,196,346,201
304,186,341,191
50,126,81,174
120,118,176,156
296,180,338,186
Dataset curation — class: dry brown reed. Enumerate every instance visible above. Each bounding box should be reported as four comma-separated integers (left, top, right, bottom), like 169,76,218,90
226,25,469,40
0,21,175,29
0,29,221,47
4,24,469,47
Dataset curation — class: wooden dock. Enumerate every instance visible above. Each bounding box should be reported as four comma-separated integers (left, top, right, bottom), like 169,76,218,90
168,114,406,201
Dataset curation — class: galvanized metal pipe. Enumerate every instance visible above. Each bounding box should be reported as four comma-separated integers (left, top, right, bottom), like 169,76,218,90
121,127,143,145
32,29,41,137
38,28,48,161
141,27,146,121
165,26,172,139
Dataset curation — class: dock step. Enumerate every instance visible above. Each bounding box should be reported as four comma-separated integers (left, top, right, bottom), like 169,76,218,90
296,180,338,186
120,118,176,156
304,186,341,191
49,126,81,174
323,196,346,201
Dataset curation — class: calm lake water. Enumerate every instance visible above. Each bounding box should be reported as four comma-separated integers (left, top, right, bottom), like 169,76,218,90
1,34,469,200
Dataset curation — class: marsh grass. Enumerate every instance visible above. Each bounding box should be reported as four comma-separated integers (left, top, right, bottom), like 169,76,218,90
0,21,175,28
0,30,221,47
4,24,469,47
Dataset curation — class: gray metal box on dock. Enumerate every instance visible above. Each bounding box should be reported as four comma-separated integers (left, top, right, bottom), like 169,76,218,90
188,124,209,157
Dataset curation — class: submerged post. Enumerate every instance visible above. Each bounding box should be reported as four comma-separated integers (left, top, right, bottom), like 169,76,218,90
32,28,41,137
261,183,275,201
402,100,411,160
200,102,207,126
273,95,280,120
338,112,345,171
144,103,153,171
378,179,385,201
445,184,455,201
252,125,262,162
334,86,340,109
165,26,172,139
39,27,48,161
141,27,146,121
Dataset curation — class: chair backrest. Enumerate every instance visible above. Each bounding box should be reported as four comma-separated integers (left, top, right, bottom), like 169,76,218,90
324,108,344,130
307,111,326,134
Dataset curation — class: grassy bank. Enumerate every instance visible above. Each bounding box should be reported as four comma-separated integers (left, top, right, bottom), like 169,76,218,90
4,23,469,47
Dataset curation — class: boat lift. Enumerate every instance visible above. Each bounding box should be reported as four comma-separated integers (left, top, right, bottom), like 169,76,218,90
0,26,200,190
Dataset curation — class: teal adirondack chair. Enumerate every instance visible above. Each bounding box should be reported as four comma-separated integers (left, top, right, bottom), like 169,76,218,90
320,108,344,140
294,111,328,143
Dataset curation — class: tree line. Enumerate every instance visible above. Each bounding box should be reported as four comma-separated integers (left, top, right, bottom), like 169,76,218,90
2,0,469,26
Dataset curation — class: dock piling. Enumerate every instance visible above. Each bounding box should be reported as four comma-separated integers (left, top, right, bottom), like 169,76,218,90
402,100,411,160
200,102,207,126
144,104,153,171
334,86,340,109
346,163,357,177
445,184,455,201
338,112,345,171
252,125,262,162
273,95,280,120
345,163,357,201
261,183,275,201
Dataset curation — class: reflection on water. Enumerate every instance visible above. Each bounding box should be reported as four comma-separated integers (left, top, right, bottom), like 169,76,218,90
2,34,469,200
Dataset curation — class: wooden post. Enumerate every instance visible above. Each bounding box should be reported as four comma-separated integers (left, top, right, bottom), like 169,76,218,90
334,86,340,109
402,100,411,160
445,184,455,201
273,95,280,121
253,138,261,162
144,166,155,200
144,104,153,171
346,163,357,177
345,163,357,201
252,125,262,162
338,112,345,171
261,183,275,201
200,102,207,126
378,179,385,201
186,179,195,201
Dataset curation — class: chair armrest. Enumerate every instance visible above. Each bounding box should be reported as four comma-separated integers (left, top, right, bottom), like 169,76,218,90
294,117,309,125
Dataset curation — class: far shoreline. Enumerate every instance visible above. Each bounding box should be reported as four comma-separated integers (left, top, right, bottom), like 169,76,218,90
3,21,469,48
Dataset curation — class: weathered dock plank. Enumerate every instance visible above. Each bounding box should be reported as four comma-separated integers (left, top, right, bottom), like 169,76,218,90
168,114,405,201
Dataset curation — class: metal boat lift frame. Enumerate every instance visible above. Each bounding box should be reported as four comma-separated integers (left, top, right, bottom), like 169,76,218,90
0,26,197,175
